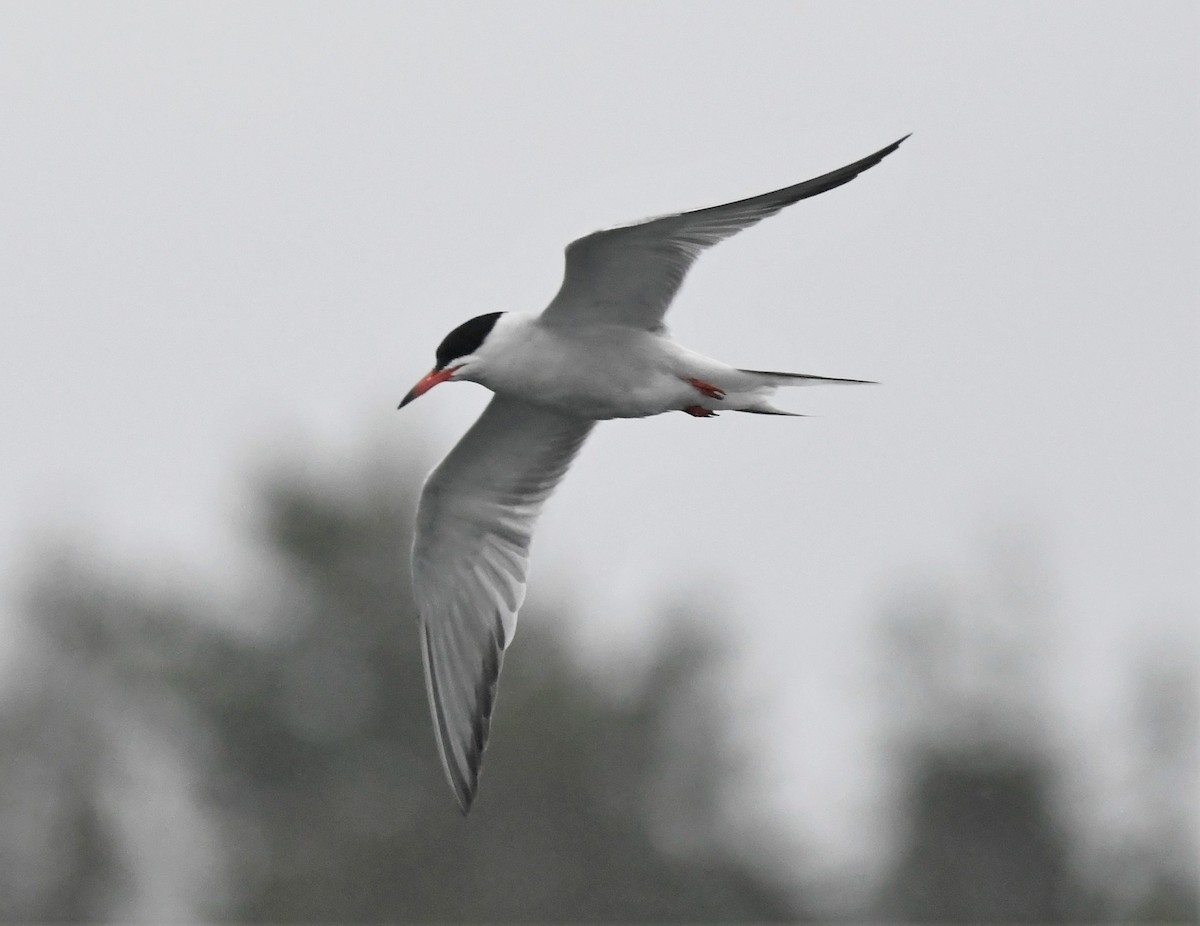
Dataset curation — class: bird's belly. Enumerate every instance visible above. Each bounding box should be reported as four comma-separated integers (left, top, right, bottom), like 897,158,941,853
483,330,689,420
534,373,688,419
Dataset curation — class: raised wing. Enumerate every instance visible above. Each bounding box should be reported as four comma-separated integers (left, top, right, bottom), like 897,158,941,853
540,135,908,331
412,395,594,812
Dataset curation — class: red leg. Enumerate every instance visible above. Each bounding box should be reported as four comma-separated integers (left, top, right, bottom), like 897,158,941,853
684,405,718,417
685,377,725,400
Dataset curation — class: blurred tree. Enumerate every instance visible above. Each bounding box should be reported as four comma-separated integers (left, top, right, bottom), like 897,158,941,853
871,555,1197,923
877,744,1085,921
4,459,1192,923
0,448,802,922
1107,649,1199,922
0,683,121,920
871,573,1091,921
0,555,228,920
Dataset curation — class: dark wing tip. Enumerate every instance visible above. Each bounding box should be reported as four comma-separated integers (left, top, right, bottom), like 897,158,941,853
686,132,911,224
421,617,507,815
801,131,911,195
878,133,912,155
447,718,482,814
829,132,911,181
875,133,910,161
453,772,478,815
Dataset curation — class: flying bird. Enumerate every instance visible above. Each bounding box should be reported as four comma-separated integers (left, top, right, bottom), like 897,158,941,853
400,135,908,812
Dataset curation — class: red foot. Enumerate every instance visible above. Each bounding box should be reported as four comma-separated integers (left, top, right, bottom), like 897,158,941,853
685,377,725,400
684,405,718,417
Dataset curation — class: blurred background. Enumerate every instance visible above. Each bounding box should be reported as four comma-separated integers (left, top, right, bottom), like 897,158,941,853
1,2,1196,921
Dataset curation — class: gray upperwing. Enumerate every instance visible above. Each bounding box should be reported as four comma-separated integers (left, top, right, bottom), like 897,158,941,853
540,135,909,331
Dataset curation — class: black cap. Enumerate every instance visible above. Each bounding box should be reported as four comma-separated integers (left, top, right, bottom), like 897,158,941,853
435,312,504,370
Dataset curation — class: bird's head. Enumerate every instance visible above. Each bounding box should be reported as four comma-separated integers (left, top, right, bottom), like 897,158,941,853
399,311,505,408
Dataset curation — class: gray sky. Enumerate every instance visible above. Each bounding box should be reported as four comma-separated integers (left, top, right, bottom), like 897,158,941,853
2,0,1196,884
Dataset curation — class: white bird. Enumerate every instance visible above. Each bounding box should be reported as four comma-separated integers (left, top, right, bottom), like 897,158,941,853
400,135,908,812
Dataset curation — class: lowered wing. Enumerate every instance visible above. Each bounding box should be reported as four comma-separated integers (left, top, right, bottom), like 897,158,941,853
412,395,594,811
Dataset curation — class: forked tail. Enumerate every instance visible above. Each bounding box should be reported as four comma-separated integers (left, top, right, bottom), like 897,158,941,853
738,368,876,386
729,367,873,415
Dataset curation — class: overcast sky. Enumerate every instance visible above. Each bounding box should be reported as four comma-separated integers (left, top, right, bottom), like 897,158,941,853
2,0,1196,882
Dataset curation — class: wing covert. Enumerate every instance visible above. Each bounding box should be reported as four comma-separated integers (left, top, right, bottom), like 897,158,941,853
540,135,908,331
412,396,594,811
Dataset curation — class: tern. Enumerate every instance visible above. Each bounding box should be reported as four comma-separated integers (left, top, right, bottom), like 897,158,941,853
400,135,907,812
